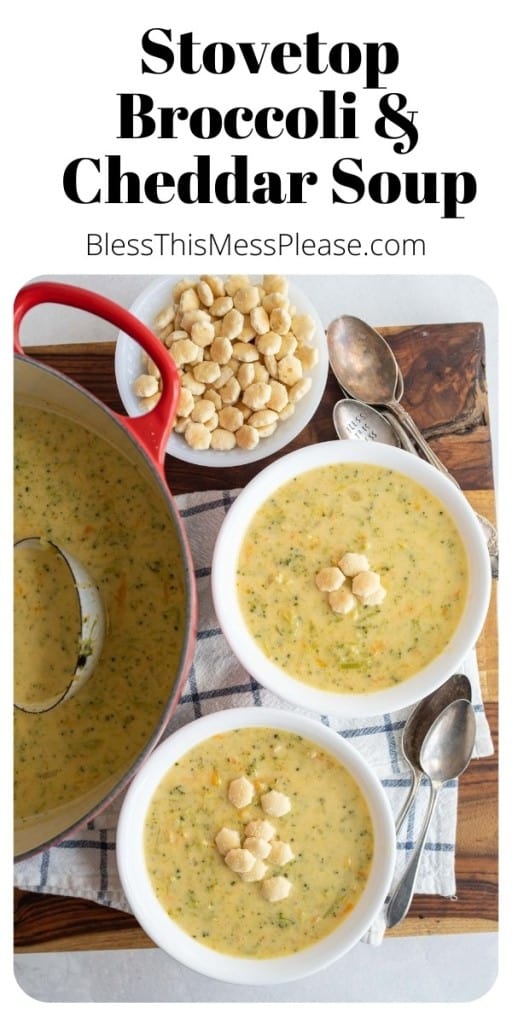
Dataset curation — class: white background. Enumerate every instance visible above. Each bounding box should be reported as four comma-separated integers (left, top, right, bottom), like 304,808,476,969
3,0,510,1019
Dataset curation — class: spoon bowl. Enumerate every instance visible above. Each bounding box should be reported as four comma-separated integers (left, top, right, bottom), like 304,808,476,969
327,315,399,405
333,397,418,455
386,697,476,928
333,398,400,447
420,697,476,781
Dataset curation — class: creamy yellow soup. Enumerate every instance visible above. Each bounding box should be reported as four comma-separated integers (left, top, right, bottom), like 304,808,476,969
144,727,374,958
14,542,82,708
237,464,468,694
14,403,186,823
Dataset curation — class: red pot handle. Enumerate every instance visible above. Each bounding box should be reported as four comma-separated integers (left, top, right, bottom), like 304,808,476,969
13,281,180,467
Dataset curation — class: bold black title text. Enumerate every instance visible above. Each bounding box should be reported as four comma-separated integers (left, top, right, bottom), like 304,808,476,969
63,29,476,218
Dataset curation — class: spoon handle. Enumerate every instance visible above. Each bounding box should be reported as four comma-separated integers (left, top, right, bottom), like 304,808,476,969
389,401,459,481
386,781,441,929
389,400,498,578
395,769,422,837
382,410,417,454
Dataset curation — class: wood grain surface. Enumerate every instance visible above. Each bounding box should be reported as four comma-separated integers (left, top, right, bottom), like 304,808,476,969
14,324,498,951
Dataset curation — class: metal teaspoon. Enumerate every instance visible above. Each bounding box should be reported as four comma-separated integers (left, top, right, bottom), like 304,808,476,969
394,674,472,837
327,315,464,476
332,397,402,447
386,697,476,929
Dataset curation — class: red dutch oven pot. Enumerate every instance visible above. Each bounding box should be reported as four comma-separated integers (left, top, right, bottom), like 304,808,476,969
14,281,198,860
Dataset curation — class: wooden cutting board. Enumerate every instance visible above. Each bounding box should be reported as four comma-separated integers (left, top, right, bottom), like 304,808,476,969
14,324,498,951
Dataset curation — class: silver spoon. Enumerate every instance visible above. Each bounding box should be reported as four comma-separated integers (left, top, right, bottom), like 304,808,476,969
333,396,418,456
333,398,401,447
386,697,476,929
327,315,455,475
395,674,472,837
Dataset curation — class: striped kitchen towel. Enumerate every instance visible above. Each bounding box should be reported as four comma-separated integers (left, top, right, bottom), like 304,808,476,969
14,489,494,946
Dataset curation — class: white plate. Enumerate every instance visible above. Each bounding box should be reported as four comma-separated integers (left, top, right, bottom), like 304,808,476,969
114,276,329,467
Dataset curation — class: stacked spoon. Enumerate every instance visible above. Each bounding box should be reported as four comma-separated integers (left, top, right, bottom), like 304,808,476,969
386,681,476,928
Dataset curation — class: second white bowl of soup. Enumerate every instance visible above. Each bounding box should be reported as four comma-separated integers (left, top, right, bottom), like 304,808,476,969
211,441,491,718
117,706,395,983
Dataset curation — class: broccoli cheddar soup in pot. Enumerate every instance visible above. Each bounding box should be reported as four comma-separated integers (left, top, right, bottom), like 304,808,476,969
14,402,189,852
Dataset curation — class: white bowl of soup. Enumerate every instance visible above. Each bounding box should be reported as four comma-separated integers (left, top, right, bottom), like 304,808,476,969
116,706,396,984
211,441,491,718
